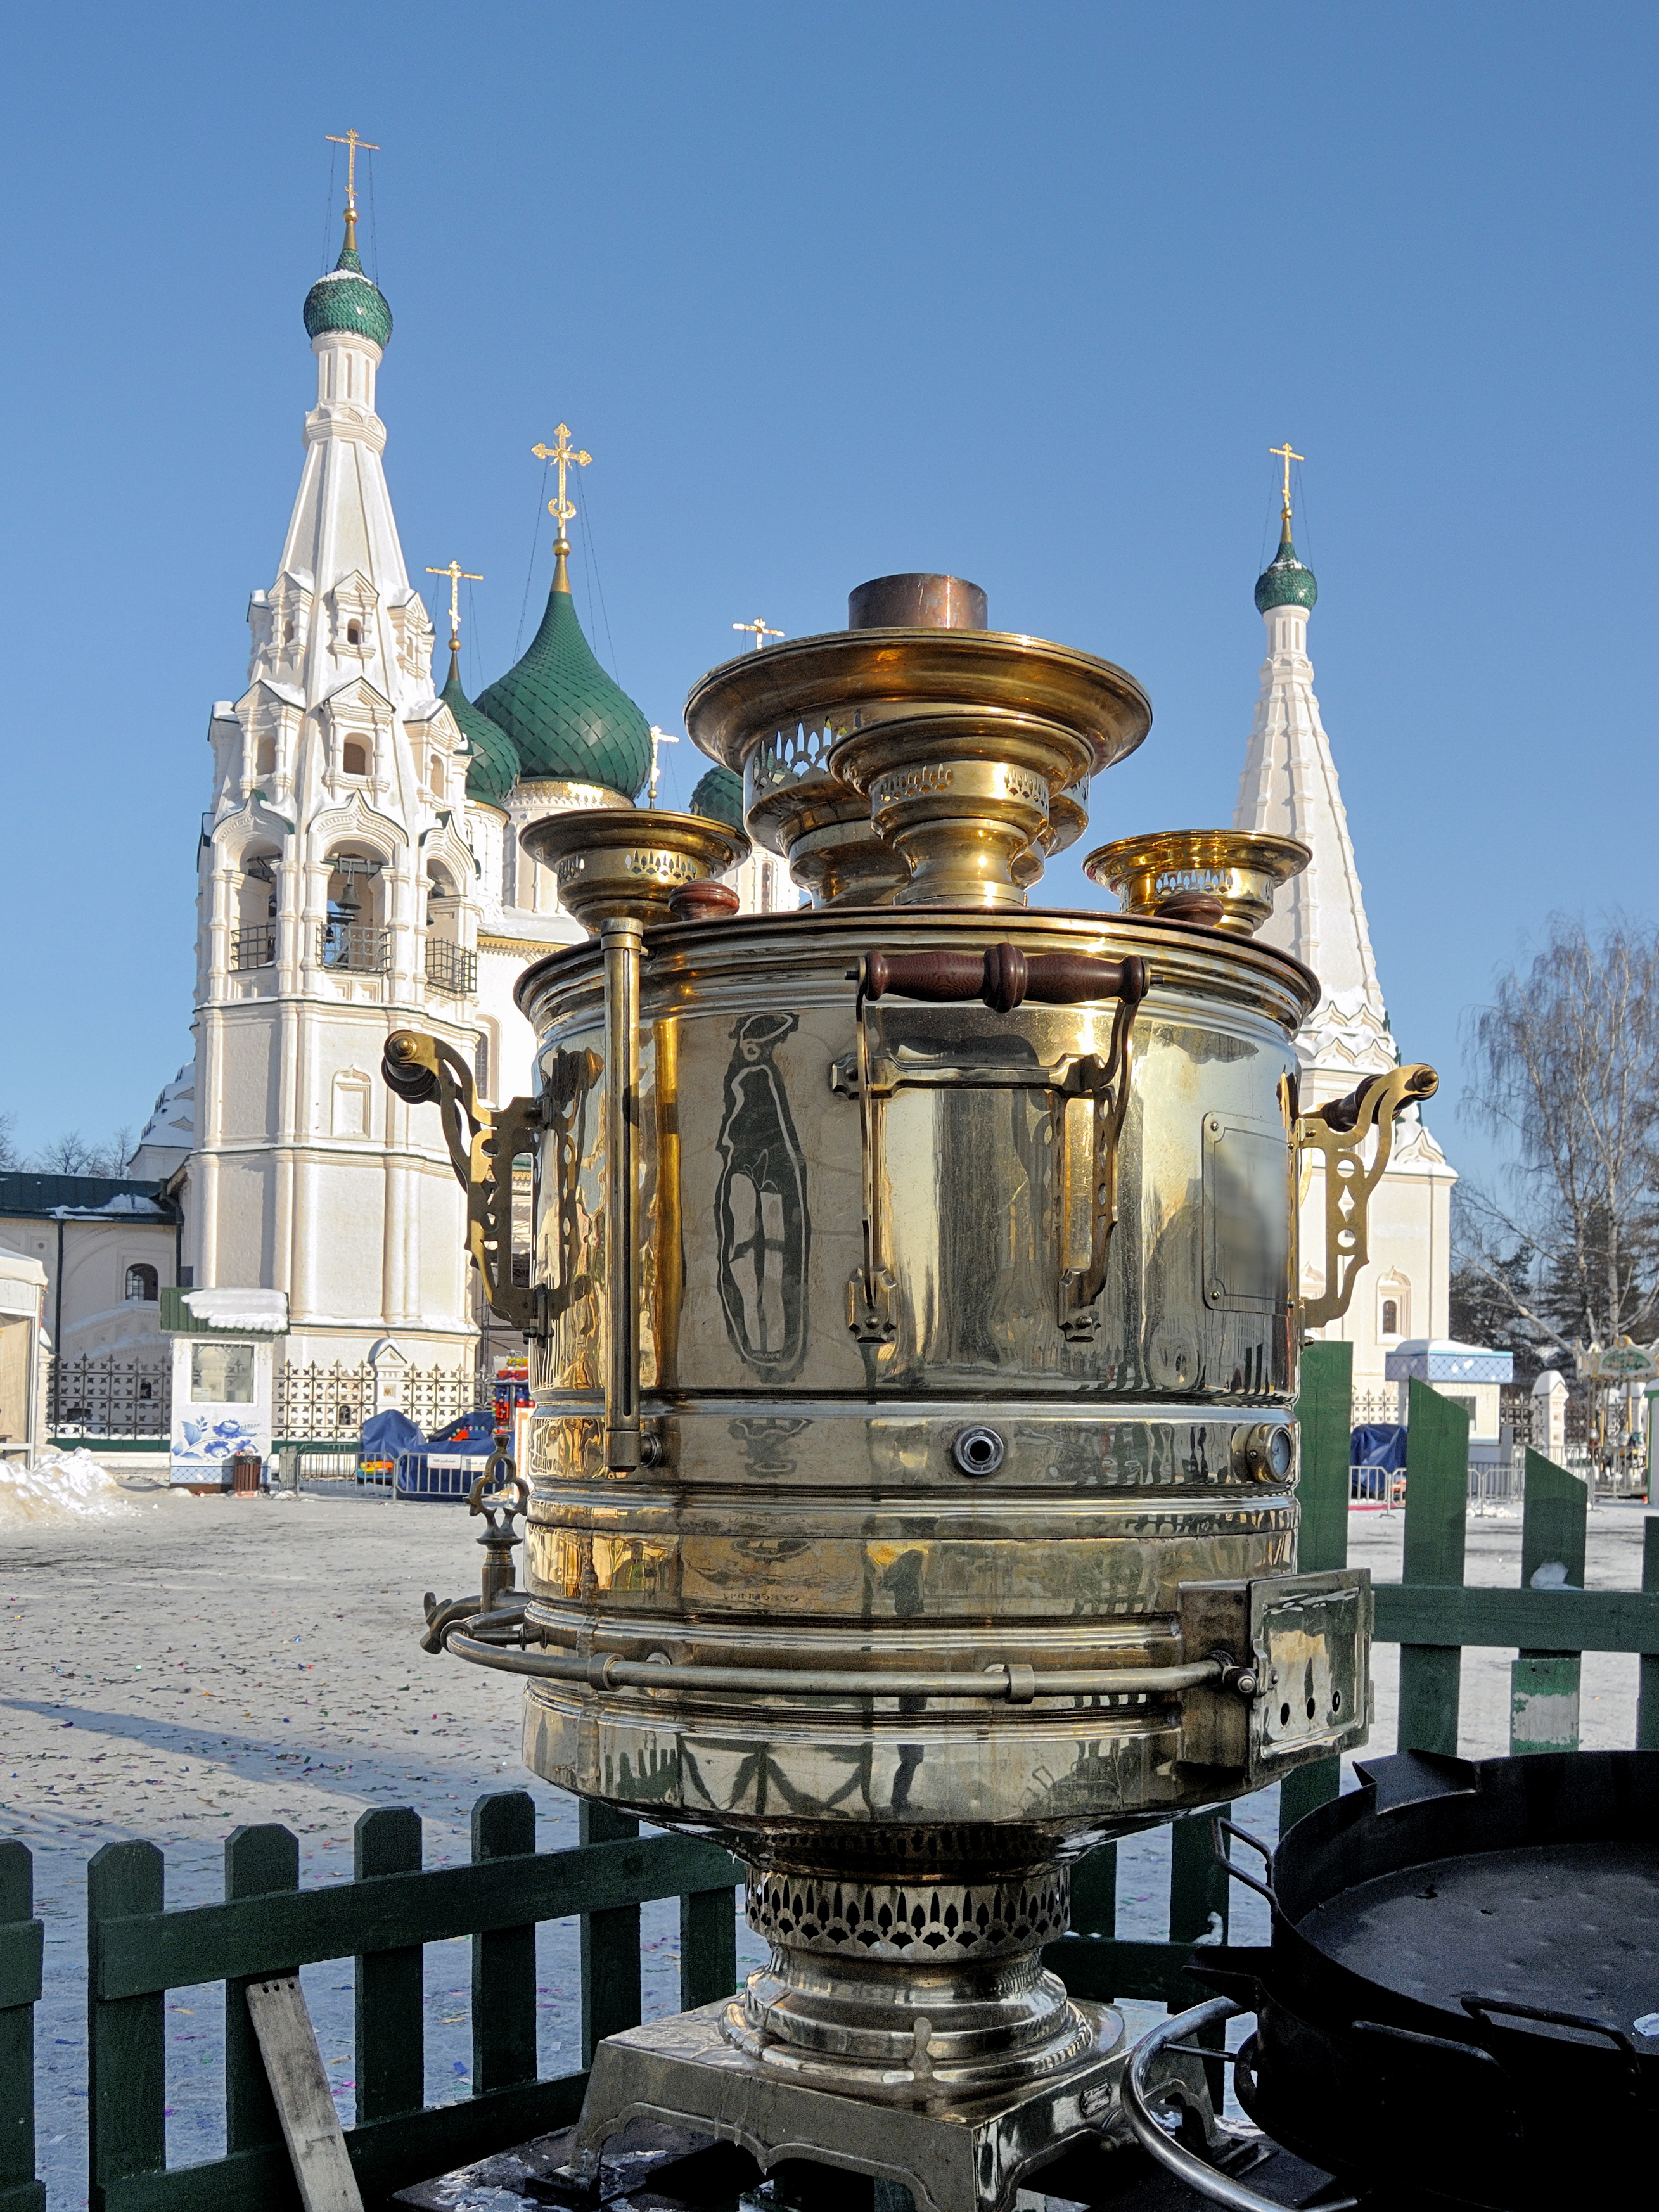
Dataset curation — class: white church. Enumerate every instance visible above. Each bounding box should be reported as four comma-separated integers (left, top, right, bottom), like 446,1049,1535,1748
0,172,1454,1458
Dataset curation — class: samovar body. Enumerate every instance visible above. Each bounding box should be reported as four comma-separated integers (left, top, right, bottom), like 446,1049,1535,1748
515,904,1317,1867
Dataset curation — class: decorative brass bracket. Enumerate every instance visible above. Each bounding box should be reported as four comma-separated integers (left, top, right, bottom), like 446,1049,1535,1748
1294,1063,1438,1332
382,1029,546,1334
837,947,1148,1346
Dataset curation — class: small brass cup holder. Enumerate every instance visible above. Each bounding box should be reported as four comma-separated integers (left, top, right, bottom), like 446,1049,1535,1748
520,809,750,935
1082,828,1310,935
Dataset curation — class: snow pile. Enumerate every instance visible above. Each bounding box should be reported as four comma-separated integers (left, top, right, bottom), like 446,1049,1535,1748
0,1448,135,1526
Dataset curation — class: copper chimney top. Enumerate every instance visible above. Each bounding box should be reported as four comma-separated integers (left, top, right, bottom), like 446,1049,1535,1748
847,571,988,629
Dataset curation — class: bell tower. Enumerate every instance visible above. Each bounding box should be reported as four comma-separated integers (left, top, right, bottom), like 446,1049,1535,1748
184,149,479,1371
1233,449,1456,1397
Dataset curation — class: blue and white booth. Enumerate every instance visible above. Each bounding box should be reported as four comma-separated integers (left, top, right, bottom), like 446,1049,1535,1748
160,1287,288,1487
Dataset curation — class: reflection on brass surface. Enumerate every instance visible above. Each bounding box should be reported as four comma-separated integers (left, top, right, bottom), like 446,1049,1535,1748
747,758,911,909
832,713,1095,909
1083,829,1311,935
520,807,748,933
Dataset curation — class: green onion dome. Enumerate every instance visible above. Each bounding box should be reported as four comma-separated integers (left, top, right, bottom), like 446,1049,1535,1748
439,650,518,808
303,235,393,351
475,552,651,799
689,762,745,831
1254,521,1318,613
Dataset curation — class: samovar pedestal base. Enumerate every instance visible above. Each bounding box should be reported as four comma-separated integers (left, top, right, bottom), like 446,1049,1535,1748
567,1997,1182,2212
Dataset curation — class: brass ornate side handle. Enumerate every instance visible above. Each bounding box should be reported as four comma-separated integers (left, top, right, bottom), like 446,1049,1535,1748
1294,1063,1438,1331
382,1029,546,1334
840,945,1150,1345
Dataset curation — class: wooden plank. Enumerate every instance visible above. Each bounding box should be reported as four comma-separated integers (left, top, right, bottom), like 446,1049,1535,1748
244,1978,363,2212
88,1839,167,2211
223,1826,300,2161
678,1885,738,2012
471,1793,538,2094
94,2071,589,2212
1168,1816,1228,2096
1297,1339,1352,1575
1397,1381,1468,1756
1373,1583,1659,1653
1280,1339,1352,1830
579,1804,641,2068
1510,1656,1581,1753
1068,1843,1117,1938
94,1832,740,2000
1641,1518,1659,1751
0,1918,42,2014
354,1808,423,2123
1046,1936,1208,2007
1512,1452,1587,1753
0,1843,43,2212
1520,1449,1588,1598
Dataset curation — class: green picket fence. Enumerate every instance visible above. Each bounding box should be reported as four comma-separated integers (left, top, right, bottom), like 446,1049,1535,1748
1046,1345,1659,2009
4,1341,1658,2211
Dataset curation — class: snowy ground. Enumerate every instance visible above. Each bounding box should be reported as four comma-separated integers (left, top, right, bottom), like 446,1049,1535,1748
3,1481,1650,2209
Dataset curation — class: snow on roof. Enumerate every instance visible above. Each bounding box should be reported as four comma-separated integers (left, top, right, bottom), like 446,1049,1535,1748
182,1287,289,1333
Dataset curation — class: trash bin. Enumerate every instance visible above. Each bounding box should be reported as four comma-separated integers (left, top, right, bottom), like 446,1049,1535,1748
229,1451,263,1497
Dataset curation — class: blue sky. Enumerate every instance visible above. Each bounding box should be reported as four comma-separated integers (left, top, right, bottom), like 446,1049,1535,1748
1,3,1653,1184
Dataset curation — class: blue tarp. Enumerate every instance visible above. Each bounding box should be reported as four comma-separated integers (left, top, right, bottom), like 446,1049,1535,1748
1351,1422,1407,1471
426,1410,496,1453
360,1409,425,1460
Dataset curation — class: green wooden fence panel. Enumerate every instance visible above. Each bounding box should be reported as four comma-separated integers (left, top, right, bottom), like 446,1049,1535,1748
471,1792,539,2094
1067,1844,1117,1939
89,1841,167,2212
356,1807,425,2123
1373,1584,1659,1651
678,1886,738,2014
579,1803,643,2068
1279,1340,1352,1829
1641,1519,1659,1751
1511,1452,1589,1753
222,1826,298,2161
94,2075,591,2212
0,1841,44,2212
93,1831,739,1999
1397,1379,1468,1755
76,1809,739,2212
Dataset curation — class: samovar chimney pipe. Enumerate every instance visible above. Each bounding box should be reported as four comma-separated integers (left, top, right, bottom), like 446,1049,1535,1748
847,572,988,630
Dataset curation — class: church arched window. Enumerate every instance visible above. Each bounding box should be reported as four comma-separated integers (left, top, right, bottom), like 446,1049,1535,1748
342,740,368,777
125,1263,158,1303
1378,1276,1410,1341
347,620,362,646
284,620,295,644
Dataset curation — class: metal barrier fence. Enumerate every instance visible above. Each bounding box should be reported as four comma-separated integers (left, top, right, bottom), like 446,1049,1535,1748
4,1345,1658,2209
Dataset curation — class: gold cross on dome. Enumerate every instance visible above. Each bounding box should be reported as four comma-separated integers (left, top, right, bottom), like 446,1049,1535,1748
1269,442,1304,523
648,725,680,810
532,426,592,539
325,129,380,215
425,562,483,648
733,617,784,651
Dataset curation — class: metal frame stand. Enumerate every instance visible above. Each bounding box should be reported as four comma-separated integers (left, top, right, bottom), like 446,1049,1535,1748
567,1998,1202,2212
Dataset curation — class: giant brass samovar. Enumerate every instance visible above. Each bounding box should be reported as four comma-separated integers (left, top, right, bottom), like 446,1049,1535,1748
387,575,1434,2212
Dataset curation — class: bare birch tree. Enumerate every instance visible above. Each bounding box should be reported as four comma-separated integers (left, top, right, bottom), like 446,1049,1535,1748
1456,915,1659,1357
